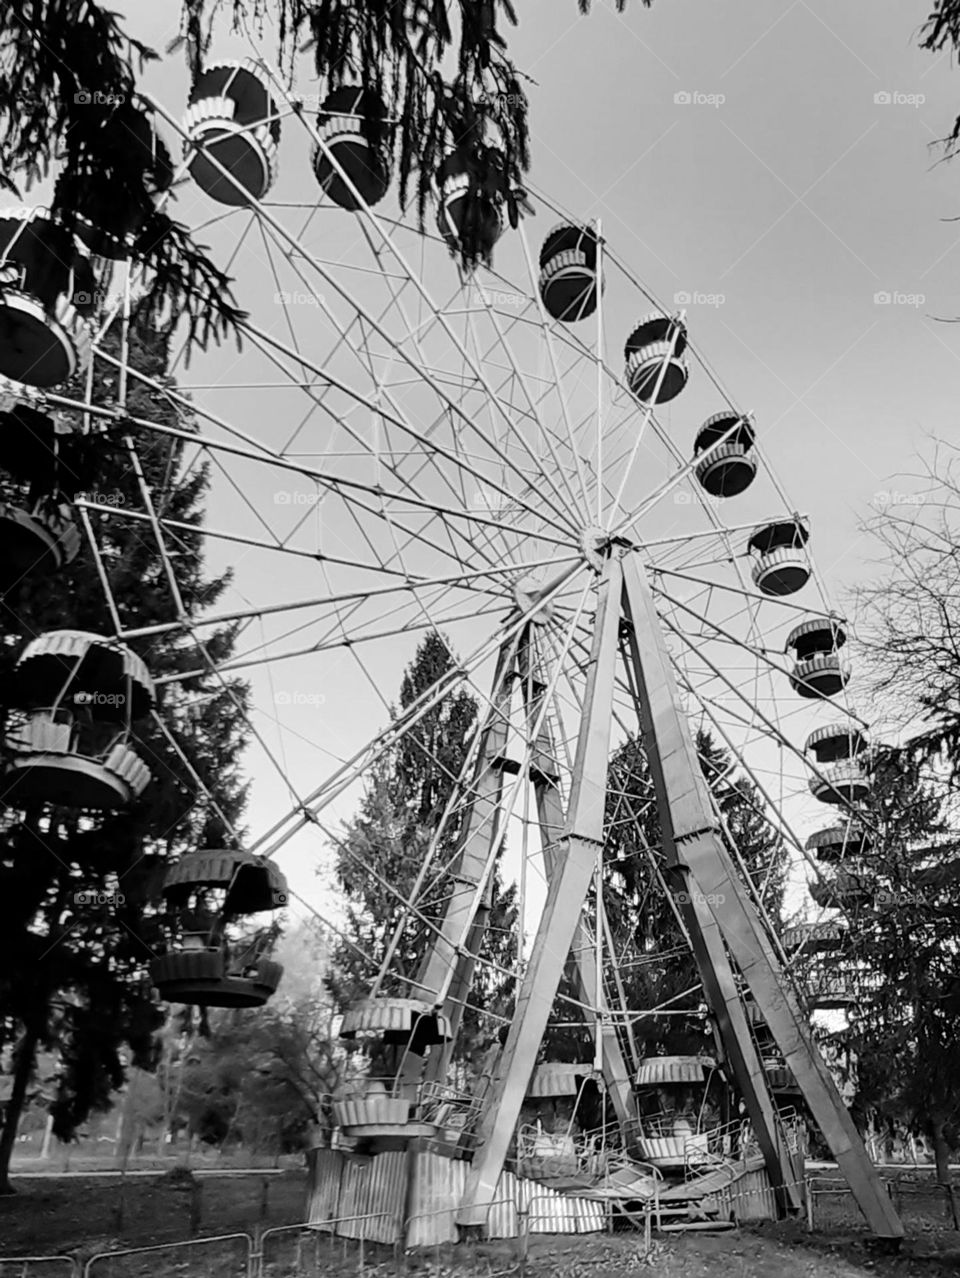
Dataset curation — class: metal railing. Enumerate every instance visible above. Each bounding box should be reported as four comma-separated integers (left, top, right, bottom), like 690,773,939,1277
257,1212,402,1275
0,1257,80,1278
82,1231,251,1278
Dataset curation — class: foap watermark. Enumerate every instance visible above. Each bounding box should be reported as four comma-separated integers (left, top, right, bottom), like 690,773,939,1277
674,489,723,508
275,690,326,707
873,490,925,510
674,890,725,906
874,91,925,108
674,90,725,109
74,691,125,707
74,91,126,106
470,491,522,518
474,286,525,308
875,888,928,906
674,290,725,309
477,90,525,109
75,889,125,906
73,289,107,309
874,290,925,308
274,290,323,307
274,490,323,506
74,488,126,507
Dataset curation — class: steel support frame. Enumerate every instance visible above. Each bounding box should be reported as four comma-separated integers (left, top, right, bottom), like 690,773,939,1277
454,547,901,1240
458,556,624,1226
516,626,638,1131
410,636,518,1090
619,553,901,1239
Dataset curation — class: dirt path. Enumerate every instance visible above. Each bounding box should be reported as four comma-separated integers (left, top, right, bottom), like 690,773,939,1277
487,1227,960,1278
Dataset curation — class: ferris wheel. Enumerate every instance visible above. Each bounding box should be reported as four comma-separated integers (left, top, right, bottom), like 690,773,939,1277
0,32,901,1241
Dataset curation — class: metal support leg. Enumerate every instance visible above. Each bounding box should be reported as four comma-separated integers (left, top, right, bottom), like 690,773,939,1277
413,636,516,1026
620,553,902,1239
457,555,624,1227
517,628,638,1133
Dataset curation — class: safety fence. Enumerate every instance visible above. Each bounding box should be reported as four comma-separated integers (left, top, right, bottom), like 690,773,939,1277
0,1196,656,1278
806,1175,960,1232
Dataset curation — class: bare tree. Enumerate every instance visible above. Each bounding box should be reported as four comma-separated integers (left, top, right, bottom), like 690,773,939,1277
854,440,960,770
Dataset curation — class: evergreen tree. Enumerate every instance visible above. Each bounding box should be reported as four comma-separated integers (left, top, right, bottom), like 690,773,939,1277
831,749,960,1184
330,631,516,1068
592,728,786,1061
0,324,248,1192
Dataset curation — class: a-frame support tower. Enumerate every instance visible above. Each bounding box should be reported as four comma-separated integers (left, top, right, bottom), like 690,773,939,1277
446,547,901,1240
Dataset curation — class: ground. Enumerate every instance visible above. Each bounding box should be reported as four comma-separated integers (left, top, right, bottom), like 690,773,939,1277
1,1171,959,1276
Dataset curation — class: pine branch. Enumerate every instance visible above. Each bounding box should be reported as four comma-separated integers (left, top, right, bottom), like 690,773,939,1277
0,1,246,351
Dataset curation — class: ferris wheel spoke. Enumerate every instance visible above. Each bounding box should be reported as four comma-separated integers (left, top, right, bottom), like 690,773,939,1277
279,99,587,537
149,90,582,540
661,613,865,837
237,315,579,547
471,289,590,527
249,560,588,858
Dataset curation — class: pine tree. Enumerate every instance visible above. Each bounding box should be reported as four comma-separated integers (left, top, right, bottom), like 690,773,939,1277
596,729,786,1061
330,631,516,1067
0,0,594,341
835,748,960,1184
0,323,249,1192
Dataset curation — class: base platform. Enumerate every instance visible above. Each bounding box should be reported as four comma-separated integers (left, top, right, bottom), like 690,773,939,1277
305,1140,801,1245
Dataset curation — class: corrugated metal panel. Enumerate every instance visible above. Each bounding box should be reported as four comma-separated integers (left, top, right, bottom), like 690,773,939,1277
336,1151,406,1244
528,1181,581,1235
405,1150,466,1248
574,1196,607,1233
305,1147,344,1227
487,1168,521,1238
728,1167,778,1222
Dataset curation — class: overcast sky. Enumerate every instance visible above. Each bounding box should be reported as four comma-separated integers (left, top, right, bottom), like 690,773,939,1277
111,0,960,921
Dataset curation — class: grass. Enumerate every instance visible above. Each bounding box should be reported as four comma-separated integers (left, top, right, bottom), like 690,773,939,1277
1,1168,959,1278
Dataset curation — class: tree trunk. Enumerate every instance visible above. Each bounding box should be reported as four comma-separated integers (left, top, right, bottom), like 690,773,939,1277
0,1028,40,1194
930,1118,953,1186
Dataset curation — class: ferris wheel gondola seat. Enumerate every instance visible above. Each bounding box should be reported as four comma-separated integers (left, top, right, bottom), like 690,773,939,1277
312,87,391,210
161,847,288,915
538,223,601,321
764,1062,800,1094
805,965,858,1009
782,920,847,954
72,110,174,261
809,760,871,805
526,1061,598,1098
0,292,91,389
332,1095,411,1131
635,1055,715,1086
150,949,283,1008
624,313,689,404
748,518,811,596
435,152,504,255
805,823,871,862
751,546,810,596
0,499,80,585
805,723,867,762
789,653,850,699
786,616,847,660
2,715,151,809
694,412,756,497
185,62,280,205
0,208,93,387
808,870,870,910
694,441,756,498
339,996,452,1050
13,630,155,720
635,1131,710,1169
